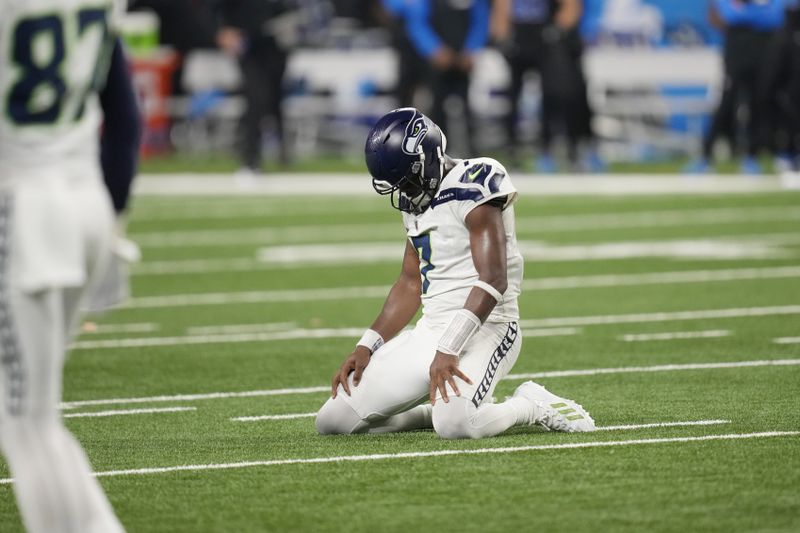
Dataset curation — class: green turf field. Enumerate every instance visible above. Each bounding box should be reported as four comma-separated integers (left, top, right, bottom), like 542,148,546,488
1,181,799,532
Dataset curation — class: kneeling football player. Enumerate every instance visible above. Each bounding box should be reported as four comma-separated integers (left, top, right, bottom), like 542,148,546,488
316,108,595,439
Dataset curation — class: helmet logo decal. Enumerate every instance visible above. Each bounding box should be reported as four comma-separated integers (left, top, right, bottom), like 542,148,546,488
402,116,428,155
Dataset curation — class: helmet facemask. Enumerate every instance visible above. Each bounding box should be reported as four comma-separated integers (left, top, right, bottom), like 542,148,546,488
373,149,440,215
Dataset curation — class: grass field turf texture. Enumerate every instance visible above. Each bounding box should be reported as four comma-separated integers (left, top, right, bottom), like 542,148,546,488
1,176,799,532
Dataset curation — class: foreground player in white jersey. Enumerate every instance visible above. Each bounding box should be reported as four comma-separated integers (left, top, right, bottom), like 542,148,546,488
316,108,595,439
0,0,129,531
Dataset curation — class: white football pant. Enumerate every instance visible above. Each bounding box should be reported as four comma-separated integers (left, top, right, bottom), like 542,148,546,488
0,181,125,533
317,317,531,439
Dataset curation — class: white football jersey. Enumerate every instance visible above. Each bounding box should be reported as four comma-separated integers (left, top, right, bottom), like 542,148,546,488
0,0,124,187
402,157,524,325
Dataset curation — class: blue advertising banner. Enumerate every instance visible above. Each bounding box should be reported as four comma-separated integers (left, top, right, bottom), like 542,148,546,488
582,0,722,46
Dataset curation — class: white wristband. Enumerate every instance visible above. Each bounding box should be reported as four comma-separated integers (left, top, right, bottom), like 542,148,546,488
357,329,384,354
437,309,481,357
473,280,503,302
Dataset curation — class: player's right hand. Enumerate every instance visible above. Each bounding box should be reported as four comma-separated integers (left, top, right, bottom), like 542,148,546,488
331,346,372,398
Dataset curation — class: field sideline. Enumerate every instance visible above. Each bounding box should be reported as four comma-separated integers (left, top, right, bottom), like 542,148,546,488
1,174,799,532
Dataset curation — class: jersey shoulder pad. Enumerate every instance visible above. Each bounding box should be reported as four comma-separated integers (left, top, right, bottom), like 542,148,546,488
432,158,513,208
456,158,510,190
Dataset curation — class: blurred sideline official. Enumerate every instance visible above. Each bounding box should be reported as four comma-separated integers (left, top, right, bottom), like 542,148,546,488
491,0,602,172
687,0,785,174
404,0,490,155
760,0,800,171
381,0,429,107
216,0,291,176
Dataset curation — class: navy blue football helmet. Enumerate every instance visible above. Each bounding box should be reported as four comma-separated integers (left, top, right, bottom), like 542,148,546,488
365,108,447,214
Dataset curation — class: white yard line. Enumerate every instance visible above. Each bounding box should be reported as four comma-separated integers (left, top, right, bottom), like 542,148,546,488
70,328,365,350
59,358,800,410
231,414,730,429
248,239,788,268
186,322,297,335
232,413,317,422
1,431,794,485
60,387,332,410
135,258,263,275
773,337,800,344
522,266,800,291
126,266,800,308
132,239,790,274
523,327,580,337
63,407,196,418
80,323,160,335
620,330,731,342
133,239,795,276
596,419,730,431
515,206,800,233
133,223,401,247
132,201,386,222
69,304,798,350
517,305,800,328
128,285,390,308
504,359,800,380
130,207,800,249
69,327,573,351
134,174,786,197
131,203,800,233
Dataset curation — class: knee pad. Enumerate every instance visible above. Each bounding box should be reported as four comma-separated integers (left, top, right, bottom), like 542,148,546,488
432,398,478,440
315,397,365,435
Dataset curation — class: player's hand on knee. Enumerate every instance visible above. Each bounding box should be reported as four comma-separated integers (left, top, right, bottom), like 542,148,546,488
331,346,372,398
429,351,473,405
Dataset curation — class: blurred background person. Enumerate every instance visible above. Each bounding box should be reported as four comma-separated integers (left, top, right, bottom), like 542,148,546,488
119,0,790,175
573,0,605,172
492,0,603,173
380,0,428,107
404,0,490,155
216,0,292,177
759,0,800,173
130,0,218,93
685,0,785,175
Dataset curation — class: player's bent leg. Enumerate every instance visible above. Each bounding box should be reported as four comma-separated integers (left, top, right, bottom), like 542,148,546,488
316,397,432,435
432,396,522,439
432,321,527,440
316,396,369,435
366,404,432,434
318,325,435,435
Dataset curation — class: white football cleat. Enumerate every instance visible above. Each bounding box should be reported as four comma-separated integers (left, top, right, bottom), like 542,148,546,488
512,381,595,432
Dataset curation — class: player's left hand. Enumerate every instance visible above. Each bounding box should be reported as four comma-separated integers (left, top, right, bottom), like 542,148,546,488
429,352,473,405
331,346,372,398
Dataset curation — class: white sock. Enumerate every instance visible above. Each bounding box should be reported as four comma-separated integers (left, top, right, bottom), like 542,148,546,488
506,396,535,426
